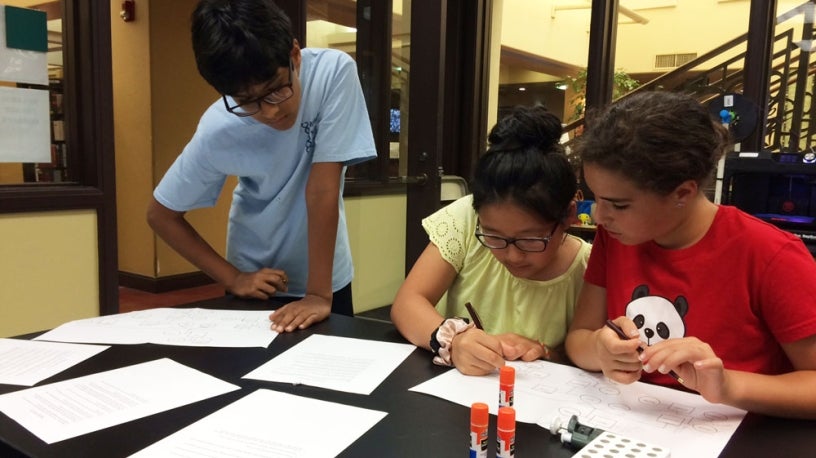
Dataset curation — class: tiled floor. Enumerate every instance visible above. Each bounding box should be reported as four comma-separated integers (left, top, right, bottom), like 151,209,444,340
118,283,226,313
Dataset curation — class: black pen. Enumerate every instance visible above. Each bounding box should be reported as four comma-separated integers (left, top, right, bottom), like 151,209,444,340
465,302,484,330
604,319,684,384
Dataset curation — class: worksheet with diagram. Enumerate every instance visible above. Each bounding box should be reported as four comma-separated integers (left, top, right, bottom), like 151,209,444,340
410,359,746,458
34,308,277,348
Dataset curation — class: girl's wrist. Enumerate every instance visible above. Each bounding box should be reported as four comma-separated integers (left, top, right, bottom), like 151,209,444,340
430,317,474,366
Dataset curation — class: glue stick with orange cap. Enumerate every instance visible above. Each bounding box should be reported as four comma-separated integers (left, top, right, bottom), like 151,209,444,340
499,365,515,408
469,402,489,458
497,406,516,457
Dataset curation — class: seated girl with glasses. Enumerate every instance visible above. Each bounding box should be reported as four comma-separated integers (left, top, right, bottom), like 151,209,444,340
391,105,592,375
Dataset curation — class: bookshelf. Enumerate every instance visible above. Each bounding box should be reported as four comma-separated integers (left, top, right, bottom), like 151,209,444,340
22,78,68,183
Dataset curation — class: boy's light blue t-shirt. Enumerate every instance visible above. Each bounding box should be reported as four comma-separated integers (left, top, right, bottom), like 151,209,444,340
153,48,376,296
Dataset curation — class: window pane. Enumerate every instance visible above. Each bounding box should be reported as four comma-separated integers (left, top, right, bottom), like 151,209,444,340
495,1,587,137
306,1,363,179
0,1,69,185
391,0,409,179
307,0,411,182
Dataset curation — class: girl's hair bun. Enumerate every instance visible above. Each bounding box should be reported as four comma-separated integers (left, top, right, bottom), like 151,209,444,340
487,104,563,153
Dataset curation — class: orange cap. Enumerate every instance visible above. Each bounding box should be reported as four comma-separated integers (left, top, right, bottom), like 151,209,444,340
471,402,489,426
498,406,516,430
500,366,515,384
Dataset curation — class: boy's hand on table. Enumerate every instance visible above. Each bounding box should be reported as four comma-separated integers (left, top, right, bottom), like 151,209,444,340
269,294,331,333
228,268,289,299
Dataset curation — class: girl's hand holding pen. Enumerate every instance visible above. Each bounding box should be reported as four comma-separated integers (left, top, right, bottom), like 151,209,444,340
601,319,692,386
456,302,547,373
596,318,645,384
452,301,505,375
450,328,505,376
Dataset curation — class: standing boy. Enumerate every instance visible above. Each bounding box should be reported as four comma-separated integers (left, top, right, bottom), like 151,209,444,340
147,0,376,332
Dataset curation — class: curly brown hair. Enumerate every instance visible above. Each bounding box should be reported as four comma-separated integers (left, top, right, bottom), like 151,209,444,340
574,91,731,195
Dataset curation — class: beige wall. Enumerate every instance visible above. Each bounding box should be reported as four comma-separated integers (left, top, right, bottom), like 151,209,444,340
111,0,154,276
0,211,99,337
112,0,231,278
346,195,407,312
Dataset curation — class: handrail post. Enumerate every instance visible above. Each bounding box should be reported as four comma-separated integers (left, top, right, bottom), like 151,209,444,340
742,0,777,152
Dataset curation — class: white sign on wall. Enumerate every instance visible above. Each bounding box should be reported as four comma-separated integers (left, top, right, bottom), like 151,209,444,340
0,4,51,163
0,85,50,162
0,5,48,85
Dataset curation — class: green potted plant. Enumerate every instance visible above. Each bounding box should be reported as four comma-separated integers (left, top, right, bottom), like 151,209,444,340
566,68,641,121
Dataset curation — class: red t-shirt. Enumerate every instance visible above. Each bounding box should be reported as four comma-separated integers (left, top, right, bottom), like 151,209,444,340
585,205,816,387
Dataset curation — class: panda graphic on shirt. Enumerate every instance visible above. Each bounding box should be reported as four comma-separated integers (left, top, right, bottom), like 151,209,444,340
625,285,688,346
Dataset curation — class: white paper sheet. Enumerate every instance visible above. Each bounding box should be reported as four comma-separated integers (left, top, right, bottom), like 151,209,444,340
34,308,277,348
130,389,387,458
0,86,50,162
410,360,747,458
0,338,108,386
243,334,416,395
0,358,240,444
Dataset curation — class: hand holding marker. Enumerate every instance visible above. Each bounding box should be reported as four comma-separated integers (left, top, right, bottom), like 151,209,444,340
604,319,684,384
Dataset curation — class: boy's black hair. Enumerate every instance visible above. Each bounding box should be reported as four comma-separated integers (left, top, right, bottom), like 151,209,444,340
191,0,294,96
471,105,577,223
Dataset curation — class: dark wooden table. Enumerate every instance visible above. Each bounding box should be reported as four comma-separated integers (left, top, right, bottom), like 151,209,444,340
1,295,814,457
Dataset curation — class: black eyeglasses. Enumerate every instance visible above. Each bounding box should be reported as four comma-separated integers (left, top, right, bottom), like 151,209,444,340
223,60,294,117
474,222,559,253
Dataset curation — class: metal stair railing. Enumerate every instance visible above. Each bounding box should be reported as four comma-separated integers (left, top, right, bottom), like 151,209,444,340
563,1,816,156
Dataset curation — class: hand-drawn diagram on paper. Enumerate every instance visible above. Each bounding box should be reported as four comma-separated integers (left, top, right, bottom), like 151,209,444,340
33,308,276,348
410,359,746,458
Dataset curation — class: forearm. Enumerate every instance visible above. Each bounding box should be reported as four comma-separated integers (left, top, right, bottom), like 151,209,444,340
723,370,816,419
391,292,445,350
565,283,608,370
565,328,603,371
147,200,239,287
391,242,458,350
305,185,338,301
